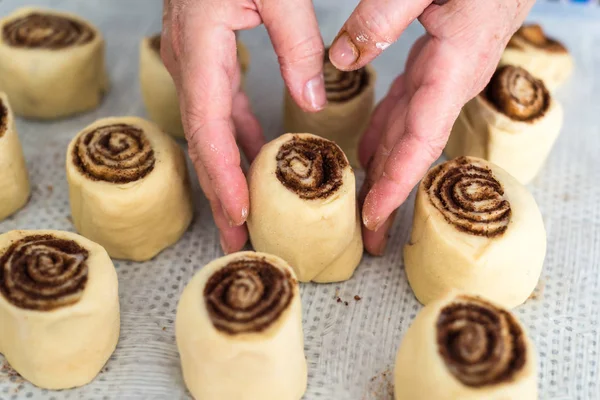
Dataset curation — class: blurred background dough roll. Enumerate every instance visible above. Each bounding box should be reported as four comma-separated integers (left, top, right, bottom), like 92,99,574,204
176,251,307,400
445,65,563,184
0,230,120,389
394,292,537,400
500,24,573,91
140,34,250,138
284,52,375,168
66,116,193,261
0,93,29,221
247,133,363,283
404,156,545,308
0,7,107,119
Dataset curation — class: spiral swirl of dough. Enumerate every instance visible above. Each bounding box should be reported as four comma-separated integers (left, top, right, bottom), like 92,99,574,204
324,53,369,102
2,12,95,49
508,24,567,53
486,65,550,121
275,136,349,200
204,257,295,334
0,97,7,138
437,295,526,387
424,157,511,237
72,123,155,183
0,235,89,311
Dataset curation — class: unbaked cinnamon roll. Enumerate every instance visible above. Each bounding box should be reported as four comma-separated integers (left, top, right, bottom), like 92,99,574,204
283,51,376,168
0,93,30,221
404,157,546,308
247,133,363,283
394,292,537,400
0,230,119,390
0,7,107,119
140,33,250,138
66,116,193,261
500,23,573,91
445,65,563,184
176,251,307,400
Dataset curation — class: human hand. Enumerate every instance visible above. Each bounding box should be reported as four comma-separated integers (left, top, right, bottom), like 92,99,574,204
160,0,326,253
328,0,535,255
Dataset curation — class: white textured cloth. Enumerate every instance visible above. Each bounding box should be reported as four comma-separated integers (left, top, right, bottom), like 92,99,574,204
0,0,598,399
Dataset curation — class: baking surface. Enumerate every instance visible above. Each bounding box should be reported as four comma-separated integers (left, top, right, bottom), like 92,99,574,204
0,0,599,399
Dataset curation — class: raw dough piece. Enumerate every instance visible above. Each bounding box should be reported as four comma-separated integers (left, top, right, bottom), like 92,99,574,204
404,156,546,308
0,230,120,389
0,93,30,221
66,116,193,261
139,34,250,138
394,291,537,400
176,251,307,400
0,7,108,119
247,133,363,282
445,65,563,184
284,52,375,168
500,24,573,91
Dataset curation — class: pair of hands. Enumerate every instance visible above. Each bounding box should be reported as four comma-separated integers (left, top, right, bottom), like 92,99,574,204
160,0,535,256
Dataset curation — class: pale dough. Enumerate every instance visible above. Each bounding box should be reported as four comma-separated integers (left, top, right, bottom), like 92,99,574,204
0,7,108,119
0,230,120,390
176,251,307,400
66,116,193,261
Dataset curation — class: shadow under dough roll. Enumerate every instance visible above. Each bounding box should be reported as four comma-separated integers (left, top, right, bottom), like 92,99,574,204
394,291,538,400
0,93,30,221
0,7,108,119
404,156,546,308
0,230,120,390
66,116,193,261
247,133,363,283
176,251,307,400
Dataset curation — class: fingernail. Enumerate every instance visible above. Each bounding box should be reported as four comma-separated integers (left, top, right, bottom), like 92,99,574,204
329,32,359,68
221,203,235,227
304,73,327,111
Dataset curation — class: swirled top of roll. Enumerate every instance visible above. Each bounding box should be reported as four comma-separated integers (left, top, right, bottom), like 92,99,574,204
204,256,295,334
276,135,349,200
507,24,567,53
0,234,89,311
485,65,550,121
2,12,95,49
437,295,526,387
424,157,511,237
0,98,7,139
324,52,369,102
72,123,156,184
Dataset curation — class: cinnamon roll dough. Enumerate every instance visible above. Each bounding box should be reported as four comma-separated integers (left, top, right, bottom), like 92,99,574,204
0,230,120,389
445,65,563,184
404,156,546,308
500,24,573,91
284,52,375,168
247,133,363,283
176,251,307,400
0,7,108,119
140,34,250,138
66,116,193,261
394,292,538,400
0,93,30,221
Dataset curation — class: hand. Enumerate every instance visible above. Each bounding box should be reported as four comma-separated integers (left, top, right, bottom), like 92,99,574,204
161,0,327,253
328,0,535,255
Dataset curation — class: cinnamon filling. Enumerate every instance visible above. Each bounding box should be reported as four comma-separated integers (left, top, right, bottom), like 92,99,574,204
0,235,89,311
72,123,155,183
437,295,526,387
276,136,348,200
510,24,567,53
0,99,7,139
485,65,549,121
424,157,511,237
3,12,95,49
204,257,295,334
324,50,369,102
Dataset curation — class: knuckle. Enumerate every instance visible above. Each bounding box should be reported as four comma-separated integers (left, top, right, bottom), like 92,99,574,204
277,34,324,69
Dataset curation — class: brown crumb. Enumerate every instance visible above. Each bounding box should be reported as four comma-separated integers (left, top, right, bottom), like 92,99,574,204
337,297,342,303
344,301,349,306
354,295,362,301
1,360,24,384
363,367,394,400
47,185,53,194
162,327,166,331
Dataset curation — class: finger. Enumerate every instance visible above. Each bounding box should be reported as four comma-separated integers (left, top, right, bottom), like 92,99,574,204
232,90,265,163
362,210,398,256
257,0,326,112
328,0,431,70
177,12,249,227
